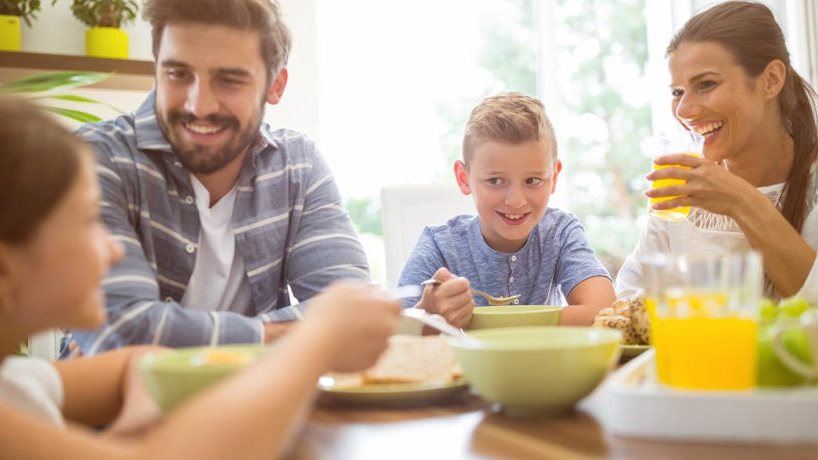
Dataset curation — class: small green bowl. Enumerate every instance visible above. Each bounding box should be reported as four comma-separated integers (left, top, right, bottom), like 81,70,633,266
466,305,563,330
139,344,265,413
450,327,621,415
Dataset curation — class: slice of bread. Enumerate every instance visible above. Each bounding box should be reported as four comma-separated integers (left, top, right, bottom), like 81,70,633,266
363,335,458,385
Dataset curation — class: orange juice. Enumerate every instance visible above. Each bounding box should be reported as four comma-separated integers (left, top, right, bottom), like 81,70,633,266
645,296,671,383
656,316,757,389
649,152,699,221
665,290,729,316
647,292,758,390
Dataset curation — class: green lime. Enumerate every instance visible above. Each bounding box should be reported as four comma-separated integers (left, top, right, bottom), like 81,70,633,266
757,326,814,387
779,297,809,319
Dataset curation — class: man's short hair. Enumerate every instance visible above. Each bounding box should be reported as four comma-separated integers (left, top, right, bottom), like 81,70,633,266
143,0,291,81
462,92,557,166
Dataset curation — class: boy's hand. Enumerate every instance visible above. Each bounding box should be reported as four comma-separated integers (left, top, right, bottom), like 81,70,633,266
417,267,475,329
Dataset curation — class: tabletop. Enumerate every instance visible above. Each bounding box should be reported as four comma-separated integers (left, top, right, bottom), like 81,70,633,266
286,386,818,460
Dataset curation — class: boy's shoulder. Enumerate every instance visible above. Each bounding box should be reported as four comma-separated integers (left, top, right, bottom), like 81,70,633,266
537,207,581,229
426,214,477,235
419,214,478,247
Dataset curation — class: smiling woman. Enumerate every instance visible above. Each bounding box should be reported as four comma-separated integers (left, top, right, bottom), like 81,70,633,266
616,1,818,303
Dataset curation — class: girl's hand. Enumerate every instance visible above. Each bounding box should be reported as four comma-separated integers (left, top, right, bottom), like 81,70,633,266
301,282,401,373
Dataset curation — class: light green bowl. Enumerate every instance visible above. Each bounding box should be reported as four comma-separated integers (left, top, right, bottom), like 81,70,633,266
466,305,563,330
139,344,265,413
450,327,621,415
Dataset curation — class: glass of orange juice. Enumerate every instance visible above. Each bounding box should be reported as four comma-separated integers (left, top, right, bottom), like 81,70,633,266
649,130,704,221
641,251,762,390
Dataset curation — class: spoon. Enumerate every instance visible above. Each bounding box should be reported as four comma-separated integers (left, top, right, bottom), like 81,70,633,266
400,308,482,347
420,278,522,306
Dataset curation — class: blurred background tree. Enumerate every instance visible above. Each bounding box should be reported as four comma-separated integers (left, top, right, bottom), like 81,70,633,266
432,0,649,275
555,0,650,274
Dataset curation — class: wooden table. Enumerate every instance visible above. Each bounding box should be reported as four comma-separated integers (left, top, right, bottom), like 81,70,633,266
287,390,818,460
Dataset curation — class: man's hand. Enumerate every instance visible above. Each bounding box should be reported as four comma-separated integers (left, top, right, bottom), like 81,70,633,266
416,267,475,329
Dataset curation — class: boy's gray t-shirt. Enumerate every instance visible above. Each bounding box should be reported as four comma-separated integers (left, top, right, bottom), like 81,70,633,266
397,209,610,308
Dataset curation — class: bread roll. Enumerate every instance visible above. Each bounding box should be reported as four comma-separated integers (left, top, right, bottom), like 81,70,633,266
592,295,650,345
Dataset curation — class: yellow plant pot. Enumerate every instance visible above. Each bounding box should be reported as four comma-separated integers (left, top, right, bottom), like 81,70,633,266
86,27,128,59
0,15,21,51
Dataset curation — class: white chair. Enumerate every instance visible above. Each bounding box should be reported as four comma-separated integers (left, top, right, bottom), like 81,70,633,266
381,184,475,288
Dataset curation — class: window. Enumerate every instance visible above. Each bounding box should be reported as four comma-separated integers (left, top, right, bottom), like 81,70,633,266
316,0,816,285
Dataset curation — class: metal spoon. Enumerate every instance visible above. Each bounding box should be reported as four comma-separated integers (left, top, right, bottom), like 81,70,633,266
420,278,521,306
400,308,481,346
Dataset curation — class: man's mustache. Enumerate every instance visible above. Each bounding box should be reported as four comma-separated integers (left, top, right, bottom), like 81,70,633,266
169,111,240,130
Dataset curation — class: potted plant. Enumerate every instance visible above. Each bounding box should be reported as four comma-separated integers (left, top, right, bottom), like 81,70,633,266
70,0,138,59
0,0,46,51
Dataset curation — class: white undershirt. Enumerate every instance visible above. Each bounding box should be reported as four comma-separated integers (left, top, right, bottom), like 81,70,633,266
0,356,64,427
181,176,253,314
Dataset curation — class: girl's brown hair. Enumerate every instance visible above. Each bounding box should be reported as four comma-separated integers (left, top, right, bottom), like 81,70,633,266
667,1,818,232
0,97,89,244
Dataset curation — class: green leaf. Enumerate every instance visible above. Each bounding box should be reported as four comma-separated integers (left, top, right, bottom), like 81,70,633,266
0,71,111,93
33,93,124,113
33,93,101,103
41,106,102,123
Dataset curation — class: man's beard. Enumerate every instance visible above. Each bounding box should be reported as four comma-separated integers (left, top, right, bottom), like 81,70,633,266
158,109,262,175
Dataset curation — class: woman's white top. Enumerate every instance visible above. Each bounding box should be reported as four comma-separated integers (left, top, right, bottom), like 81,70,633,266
0,355,64,426
616,167,818,302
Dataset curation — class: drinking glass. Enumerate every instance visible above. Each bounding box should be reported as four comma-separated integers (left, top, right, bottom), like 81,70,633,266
641,250,762,390
649,130,704,221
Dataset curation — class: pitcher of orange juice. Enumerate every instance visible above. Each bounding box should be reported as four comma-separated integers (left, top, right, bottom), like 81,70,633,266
649,130,704,221
641,251,762,390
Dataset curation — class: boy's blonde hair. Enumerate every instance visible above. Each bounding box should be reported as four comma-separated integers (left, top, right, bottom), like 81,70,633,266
462,92,557,167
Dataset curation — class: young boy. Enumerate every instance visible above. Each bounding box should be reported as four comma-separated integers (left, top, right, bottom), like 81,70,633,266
398,92,615,327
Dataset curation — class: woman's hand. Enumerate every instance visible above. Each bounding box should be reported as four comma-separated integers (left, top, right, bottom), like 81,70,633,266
647,152,816,297
646,153,759,218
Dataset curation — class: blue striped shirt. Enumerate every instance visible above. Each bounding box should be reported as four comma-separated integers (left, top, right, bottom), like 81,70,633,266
72,93,369,354
397,211,610,308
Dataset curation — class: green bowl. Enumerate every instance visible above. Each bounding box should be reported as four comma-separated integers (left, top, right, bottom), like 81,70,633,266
139,344,265,413
466,305,563,330
450,327,621,415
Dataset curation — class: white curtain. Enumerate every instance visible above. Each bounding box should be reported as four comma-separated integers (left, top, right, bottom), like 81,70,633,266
805,0,818,90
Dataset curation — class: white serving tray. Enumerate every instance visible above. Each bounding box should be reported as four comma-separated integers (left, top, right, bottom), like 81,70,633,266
586,349,818,444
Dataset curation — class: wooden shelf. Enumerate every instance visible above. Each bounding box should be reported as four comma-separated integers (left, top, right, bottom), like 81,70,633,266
0,51,154,91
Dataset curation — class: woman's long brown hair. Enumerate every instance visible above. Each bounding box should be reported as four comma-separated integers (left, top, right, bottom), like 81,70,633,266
667,1,818,232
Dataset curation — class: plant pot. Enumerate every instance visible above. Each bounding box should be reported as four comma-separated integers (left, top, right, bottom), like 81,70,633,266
0,15,21,51
86,27,128,59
